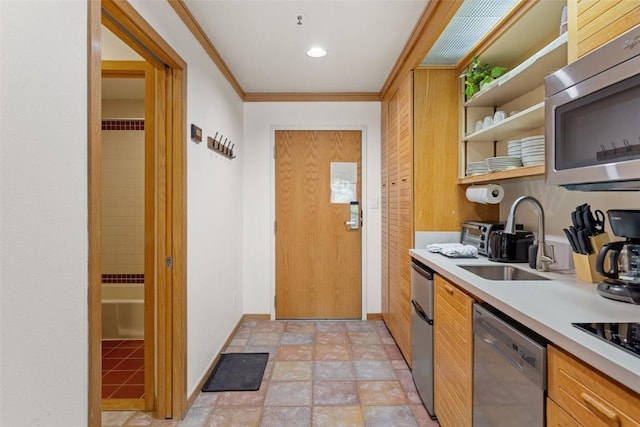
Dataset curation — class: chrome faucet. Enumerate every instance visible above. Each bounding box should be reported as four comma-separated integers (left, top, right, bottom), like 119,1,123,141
504,196,555,271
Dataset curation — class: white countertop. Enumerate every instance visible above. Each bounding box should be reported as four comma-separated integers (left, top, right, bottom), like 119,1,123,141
410,248,640,394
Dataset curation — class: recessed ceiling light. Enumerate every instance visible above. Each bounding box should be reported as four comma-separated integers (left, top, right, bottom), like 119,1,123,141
306,47,327,58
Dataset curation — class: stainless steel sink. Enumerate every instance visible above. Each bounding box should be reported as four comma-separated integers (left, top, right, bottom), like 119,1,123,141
459,265,549,281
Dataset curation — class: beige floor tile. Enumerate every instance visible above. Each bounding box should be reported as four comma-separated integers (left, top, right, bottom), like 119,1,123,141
285,321,317,333
313,380,359,406
312,406,364,427
315,344,351,361
348,332,381,345
350,344,388,360
357,381,408,405
315,332,348,345
276,345,314,361
207,407,262,427
264,381,312,406
271,361,313,381
259,406,311,427
314,361,355,380
214,381,268,407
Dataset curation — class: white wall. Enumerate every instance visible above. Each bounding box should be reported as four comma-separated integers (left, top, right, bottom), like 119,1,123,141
129,0,245,396
1,1,89,425
243,102,382,316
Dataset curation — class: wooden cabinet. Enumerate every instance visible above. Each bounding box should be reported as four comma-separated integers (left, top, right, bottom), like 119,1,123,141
547,345,640,426
380,69,496,366
433,275,474,427
382,72,413,365
571,0,640,60
457,0,567,185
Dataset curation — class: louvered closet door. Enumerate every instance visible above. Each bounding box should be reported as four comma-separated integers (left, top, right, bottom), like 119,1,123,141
381,102,389,321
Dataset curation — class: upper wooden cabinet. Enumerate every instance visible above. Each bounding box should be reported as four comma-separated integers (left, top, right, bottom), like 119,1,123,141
570,0,640,60
457,0,567,185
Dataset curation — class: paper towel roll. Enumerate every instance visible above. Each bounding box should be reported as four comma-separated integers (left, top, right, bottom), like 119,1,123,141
466,184,504,204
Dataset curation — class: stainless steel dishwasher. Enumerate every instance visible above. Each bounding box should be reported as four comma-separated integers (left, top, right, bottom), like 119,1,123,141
410,258,436,419
473,303,547,427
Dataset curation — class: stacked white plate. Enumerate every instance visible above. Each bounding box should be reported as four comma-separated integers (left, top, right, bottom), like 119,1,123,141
486,156,522,171
521,135,545,166
466,160,489,176
507,139,522,158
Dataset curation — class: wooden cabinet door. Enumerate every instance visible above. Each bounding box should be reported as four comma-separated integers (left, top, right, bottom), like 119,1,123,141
434,275,474,427
574,1,640,59
547,398,582,427
384,72,414,366
381,102,389,322
548,345,640,427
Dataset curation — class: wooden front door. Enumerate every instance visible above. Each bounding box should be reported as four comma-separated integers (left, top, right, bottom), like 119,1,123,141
275,130,362,319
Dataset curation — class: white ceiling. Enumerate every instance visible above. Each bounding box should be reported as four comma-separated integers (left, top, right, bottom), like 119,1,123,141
182,0,428,94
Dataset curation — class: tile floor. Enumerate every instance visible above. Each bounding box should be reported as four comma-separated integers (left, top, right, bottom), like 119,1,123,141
102,319,439,426
102,339,145,399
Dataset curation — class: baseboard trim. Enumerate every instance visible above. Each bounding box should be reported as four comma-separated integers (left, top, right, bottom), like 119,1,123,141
185,313,271,410
367,313,383,320
101,398,145,411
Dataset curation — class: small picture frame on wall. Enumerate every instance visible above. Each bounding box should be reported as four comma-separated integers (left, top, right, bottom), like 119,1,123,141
191,124,202,143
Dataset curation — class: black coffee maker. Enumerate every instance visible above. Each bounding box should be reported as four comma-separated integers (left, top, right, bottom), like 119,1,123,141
595,210,640,304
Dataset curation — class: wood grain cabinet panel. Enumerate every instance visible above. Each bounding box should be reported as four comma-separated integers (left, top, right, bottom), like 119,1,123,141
547,398,582,427
575,0,640,58
380,69,496,366
434,275,474,427
548,345,640,426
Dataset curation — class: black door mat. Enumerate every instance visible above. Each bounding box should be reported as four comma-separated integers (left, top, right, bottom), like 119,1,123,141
202,352,269,392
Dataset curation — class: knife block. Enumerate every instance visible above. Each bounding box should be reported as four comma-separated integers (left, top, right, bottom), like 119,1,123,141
573,233,610,283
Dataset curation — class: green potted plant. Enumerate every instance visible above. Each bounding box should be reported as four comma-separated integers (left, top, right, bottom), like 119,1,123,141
463,55,507,98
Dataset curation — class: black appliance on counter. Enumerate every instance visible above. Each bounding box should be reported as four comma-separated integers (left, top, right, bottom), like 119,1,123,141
573,322,640,358
461,221,523,257
487,230,535,263
596,210,640,304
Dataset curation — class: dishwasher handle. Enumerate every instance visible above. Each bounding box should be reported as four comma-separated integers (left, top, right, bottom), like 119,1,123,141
412,299,433,325
411,260,433,280
481,335,524,372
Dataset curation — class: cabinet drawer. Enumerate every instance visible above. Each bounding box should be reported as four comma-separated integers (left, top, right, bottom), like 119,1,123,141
548,346,640,426
547,398,581,427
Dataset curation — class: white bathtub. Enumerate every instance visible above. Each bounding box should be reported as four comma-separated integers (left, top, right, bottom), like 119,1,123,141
102,283,144,340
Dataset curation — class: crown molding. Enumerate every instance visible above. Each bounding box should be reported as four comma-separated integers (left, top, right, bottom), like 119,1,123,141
244,92,381,102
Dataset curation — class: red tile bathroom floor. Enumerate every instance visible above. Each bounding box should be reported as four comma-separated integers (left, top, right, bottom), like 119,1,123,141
102,340,145,399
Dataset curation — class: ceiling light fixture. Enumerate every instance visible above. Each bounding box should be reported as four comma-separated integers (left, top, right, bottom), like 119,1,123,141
306,47,327,58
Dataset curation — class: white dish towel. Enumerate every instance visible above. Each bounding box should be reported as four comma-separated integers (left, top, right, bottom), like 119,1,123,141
427,243,478,258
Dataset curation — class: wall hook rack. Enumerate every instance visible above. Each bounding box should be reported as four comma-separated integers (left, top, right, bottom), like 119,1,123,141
207,131,236,159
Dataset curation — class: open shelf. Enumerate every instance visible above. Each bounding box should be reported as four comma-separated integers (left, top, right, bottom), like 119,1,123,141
464,33,568,108
458,164,545,185
464,102,544,142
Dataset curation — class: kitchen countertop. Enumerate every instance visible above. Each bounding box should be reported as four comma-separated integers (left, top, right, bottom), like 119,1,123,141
410,248,640,394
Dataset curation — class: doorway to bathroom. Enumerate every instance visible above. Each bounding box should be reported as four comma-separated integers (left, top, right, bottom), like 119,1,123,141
100,59,152,411
89,1,188,424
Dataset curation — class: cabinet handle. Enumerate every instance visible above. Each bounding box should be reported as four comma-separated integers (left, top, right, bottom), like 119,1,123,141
401,177,408,182
579,392,621,426
444,284,454,295
391,181,397,186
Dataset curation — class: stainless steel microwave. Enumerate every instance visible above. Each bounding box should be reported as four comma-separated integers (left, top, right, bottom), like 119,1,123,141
545,23,640,191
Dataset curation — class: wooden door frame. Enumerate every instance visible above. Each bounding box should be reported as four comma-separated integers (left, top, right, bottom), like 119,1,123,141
269,126,369,320
88,1,187,425
100,60,155,413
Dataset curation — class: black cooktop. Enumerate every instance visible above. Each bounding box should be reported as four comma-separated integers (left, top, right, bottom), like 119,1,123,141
573,323,640,358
